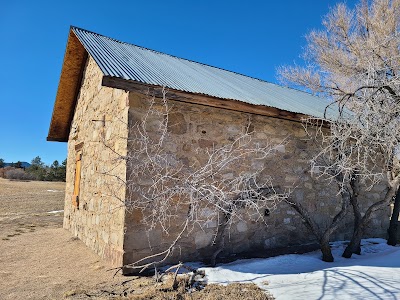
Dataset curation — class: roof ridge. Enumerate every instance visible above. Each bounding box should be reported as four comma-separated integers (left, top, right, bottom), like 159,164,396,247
70,25,318,99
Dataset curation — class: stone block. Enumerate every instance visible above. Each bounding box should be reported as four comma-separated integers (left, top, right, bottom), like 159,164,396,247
125,230,162,250
274,144,286,153
168,112,187,134
264,237,277,248
236,221,248,233
198,139,216,148
194,231,214,249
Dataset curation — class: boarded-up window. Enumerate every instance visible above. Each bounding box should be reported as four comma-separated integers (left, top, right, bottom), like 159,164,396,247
72,150,82,208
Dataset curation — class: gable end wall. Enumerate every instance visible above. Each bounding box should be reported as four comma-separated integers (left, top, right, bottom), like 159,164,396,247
63,56,129,267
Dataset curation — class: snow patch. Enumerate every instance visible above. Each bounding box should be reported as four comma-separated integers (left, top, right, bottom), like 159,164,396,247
201,238,400,299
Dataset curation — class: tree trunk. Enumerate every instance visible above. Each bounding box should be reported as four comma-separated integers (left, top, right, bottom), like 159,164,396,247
349,176,361,255
210,212,229,267
342,225,364,258
387,188,400,246
343,186,397,258
320,235,334,262
351,213,362,255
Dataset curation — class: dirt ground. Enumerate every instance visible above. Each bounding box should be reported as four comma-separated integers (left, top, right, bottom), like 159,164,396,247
0,178,131,299
0,178,273,300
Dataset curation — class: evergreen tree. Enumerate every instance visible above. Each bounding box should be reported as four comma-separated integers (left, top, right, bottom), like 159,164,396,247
26,156,45,180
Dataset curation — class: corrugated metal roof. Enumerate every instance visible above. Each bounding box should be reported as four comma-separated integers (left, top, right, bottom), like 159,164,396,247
72,26,335,119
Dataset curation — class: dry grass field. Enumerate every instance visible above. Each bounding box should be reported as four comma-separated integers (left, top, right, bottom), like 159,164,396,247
0,178,65,239
0,178,273,300
0,178,65,214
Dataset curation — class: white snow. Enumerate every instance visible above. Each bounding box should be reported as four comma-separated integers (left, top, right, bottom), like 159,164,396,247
47,210,64,214
201,238,400,299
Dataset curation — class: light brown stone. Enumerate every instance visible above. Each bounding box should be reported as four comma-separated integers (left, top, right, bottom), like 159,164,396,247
63,57,128,267
198,139,216,148
167,112,187,134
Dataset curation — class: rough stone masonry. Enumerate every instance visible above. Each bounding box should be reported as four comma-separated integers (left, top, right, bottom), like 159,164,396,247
64,56,390,270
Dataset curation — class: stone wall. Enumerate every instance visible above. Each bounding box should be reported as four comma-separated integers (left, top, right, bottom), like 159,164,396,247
63,56,129,267
63,62,391,270
123,91,390,268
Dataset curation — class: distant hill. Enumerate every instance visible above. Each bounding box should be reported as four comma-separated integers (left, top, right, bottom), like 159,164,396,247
3,162,31,168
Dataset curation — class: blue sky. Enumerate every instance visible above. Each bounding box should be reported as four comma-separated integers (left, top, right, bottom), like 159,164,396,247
1,0,357,165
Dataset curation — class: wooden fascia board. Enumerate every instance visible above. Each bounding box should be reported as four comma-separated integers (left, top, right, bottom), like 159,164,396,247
47,28,87,142
102,76,310,123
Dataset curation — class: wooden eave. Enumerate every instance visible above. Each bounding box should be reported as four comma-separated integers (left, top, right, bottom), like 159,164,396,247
47,28,87,142
102,76,310,124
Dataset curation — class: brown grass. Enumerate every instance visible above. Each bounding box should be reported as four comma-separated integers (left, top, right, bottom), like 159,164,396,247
0,177,65,215
73,274,274,300
127,282,273,300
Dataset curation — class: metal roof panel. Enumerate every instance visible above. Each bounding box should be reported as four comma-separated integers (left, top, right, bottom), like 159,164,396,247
72,27,335,119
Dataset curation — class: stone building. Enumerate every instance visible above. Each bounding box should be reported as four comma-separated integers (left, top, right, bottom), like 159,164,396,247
48,27,389,270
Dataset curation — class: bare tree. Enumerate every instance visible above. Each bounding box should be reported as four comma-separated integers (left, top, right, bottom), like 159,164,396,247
284,173,357,262
278,0,400,257
277,120,363,262
121,90,289,272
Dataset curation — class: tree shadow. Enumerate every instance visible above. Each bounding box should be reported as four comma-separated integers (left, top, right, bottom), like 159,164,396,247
317,268,400,300
205,249,400,299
